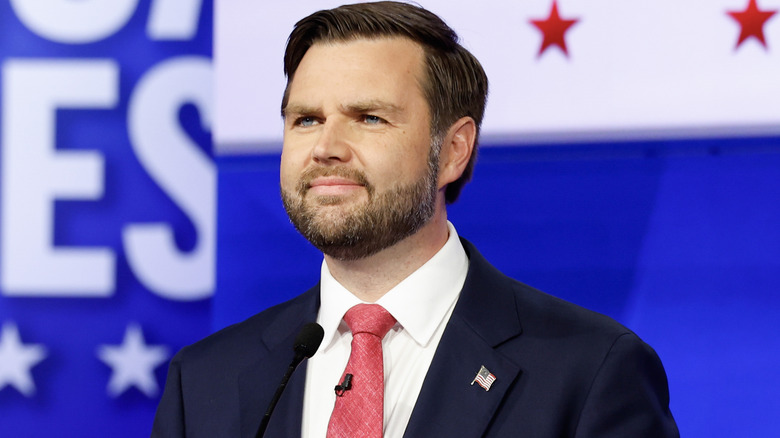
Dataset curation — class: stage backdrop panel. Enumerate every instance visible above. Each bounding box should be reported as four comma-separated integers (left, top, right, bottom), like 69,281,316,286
215,0,780,151
0,1,213,436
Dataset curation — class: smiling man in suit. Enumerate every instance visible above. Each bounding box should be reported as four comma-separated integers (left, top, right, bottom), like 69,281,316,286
152,2,678,437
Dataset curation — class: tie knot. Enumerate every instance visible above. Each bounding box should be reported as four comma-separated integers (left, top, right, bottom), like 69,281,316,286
344,304,396,338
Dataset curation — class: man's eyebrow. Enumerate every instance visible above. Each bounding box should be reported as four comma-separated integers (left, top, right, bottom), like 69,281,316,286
282,104,319,118
282,101,403,118
341,100,403,114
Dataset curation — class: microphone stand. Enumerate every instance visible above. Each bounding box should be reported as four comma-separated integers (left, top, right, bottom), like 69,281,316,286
255,353,305,438
255,322,323,438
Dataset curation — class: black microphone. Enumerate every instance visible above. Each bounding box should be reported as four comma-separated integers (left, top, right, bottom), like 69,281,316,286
293,322,324,363
255,322,324,438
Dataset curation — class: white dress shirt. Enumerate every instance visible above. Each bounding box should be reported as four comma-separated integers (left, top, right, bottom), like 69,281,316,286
301,222,469,437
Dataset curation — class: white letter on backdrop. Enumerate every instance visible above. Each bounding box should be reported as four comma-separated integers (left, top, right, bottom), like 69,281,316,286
147,0,204,40
9,0,139,44
1,60,117,296
124,57,215,301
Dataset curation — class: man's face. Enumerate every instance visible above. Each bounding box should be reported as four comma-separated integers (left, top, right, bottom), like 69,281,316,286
280,38,440,261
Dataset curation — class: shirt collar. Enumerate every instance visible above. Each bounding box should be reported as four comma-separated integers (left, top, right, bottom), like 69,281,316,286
317,222,468,352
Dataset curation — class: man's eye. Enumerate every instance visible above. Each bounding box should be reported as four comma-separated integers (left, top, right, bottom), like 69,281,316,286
362,115,384,125
297,117,317,127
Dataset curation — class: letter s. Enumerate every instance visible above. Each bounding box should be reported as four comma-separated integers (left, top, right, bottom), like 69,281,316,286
124,57,214,301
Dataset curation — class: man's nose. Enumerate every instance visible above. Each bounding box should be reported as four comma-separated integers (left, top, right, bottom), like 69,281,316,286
311,120,352,164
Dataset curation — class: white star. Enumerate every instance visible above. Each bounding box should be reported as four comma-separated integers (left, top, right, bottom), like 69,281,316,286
0,322,47,397
97,323,169,398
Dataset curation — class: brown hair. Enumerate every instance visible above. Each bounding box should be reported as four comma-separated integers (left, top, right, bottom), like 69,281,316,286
282,1,488,203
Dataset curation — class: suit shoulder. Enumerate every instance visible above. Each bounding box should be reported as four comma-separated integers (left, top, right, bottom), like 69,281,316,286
462,238,635,344
511,278,632,339
174,287,319,366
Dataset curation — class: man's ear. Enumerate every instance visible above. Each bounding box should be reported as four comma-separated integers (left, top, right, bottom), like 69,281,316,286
438,116,476,189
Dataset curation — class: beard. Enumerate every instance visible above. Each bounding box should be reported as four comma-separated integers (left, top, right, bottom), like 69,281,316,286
281,147,440,261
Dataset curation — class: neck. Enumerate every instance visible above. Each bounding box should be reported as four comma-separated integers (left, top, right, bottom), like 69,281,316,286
324,208,449,303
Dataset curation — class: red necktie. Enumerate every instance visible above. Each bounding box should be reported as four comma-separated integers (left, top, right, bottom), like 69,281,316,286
327,304,396,438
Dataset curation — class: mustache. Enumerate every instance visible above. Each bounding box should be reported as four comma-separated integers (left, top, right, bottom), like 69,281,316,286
297,166,373,194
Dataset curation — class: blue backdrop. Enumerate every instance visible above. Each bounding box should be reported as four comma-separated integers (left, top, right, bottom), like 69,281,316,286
0,1,212,436
217,137,780,438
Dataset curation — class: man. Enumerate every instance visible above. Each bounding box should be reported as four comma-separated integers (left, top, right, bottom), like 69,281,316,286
153,2,678,437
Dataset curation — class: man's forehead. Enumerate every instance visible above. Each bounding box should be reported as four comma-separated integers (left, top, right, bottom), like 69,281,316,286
286,37,427,96
302,36,426,67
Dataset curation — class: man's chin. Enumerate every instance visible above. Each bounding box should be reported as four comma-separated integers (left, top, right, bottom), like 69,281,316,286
304,191,367,207
309,195,350,207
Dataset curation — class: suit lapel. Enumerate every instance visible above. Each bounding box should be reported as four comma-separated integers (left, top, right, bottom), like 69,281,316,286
238,287,320,438
404,240,523,438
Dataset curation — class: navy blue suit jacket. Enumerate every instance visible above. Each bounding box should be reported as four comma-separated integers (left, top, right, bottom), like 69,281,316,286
152,239,678,437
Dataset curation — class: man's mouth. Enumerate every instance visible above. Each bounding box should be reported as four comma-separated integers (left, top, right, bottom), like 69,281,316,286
306,176,365,196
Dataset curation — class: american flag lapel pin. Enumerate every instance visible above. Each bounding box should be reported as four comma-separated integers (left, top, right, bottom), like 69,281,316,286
471,365,496,391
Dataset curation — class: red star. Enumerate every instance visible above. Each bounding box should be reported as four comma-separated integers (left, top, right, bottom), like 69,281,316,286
530,1,579,58
727,0,777,49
